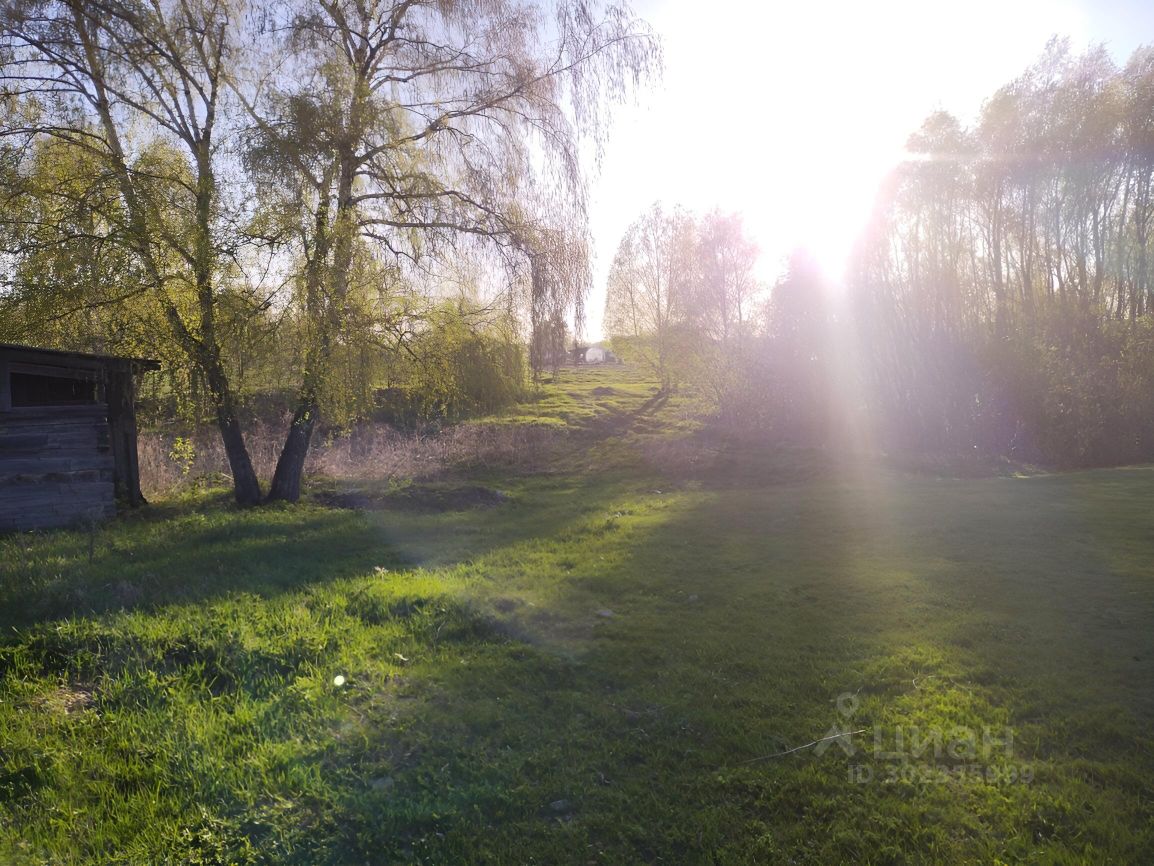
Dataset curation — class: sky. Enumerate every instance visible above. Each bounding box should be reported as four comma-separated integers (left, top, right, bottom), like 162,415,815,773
581,0,1154,340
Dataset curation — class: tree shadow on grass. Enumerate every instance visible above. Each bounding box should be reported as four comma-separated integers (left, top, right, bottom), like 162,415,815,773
310,469,1154,865
0,499,400,631
0,463,650,632
578,388,670,437
300,482,889,864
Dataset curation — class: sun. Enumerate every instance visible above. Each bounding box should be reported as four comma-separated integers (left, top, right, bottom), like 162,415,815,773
585,0,1089,337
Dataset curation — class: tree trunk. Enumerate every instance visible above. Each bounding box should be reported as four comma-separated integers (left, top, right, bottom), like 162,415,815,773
217,410,263,505
266,399,318,503
201,354,262,505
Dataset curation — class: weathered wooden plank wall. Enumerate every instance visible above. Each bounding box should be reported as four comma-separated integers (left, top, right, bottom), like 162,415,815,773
0,405,116,531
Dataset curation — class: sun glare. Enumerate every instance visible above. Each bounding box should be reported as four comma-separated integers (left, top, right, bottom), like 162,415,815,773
587,0,1089,335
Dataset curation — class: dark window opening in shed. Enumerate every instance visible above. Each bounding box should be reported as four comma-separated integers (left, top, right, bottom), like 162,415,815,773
9,372,98,407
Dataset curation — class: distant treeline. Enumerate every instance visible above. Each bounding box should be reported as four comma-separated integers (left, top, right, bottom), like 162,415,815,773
849,39,1154,466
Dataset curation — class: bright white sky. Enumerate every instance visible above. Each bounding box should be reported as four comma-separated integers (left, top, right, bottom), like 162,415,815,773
582,0,1154,340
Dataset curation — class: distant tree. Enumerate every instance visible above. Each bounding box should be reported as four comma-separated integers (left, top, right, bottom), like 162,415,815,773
696,210,760,344
404,302,526,423
767,249,832,440
604,202,699,391
686,210,763,413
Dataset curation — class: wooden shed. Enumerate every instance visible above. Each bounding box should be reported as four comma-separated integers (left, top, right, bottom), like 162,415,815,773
0,343,159,532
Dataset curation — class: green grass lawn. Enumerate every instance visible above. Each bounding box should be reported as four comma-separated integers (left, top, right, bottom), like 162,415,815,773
2,366,1153,864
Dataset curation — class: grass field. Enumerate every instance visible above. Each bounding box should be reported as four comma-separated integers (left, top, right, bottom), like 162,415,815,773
2,366,1153,864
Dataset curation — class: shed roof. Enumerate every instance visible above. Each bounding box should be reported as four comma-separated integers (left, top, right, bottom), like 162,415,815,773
0,342,160,372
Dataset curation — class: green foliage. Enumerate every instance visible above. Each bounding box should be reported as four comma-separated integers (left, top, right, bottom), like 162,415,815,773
380,305,526,427
0,137,149,354
168,437,197,477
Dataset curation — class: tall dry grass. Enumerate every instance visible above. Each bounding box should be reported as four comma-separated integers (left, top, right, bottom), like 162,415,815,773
138,420,564,497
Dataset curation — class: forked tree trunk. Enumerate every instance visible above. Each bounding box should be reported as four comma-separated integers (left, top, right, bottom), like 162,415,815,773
265,144,353,504
266,398,318,503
